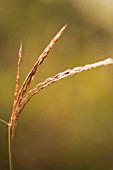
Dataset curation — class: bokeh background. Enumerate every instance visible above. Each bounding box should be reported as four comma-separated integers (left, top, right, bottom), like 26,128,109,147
0,0,113,169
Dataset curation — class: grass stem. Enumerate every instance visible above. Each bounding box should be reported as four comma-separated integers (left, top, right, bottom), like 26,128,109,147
8,124,13,170
0,118,8,126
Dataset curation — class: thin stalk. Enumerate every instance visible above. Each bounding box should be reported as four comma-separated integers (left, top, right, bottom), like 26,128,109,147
0,118,12,169
8,124,13,170
0,118,8,126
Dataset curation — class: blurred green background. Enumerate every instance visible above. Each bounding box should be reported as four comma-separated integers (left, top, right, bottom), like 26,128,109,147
0,0,113,169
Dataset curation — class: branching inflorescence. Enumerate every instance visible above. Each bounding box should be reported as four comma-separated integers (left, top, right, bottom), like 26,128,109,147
0,24,113,170
7,25,113,139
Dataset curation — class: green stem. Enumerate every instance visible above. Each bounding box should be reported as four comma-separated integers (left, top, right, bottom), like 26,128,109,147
8,124,13,170
0,118,12,169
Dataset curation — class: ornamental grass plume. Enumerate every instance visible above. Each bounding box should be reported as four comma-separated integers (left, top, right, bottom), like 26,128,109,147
10,25,68,139
0,25,113,170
